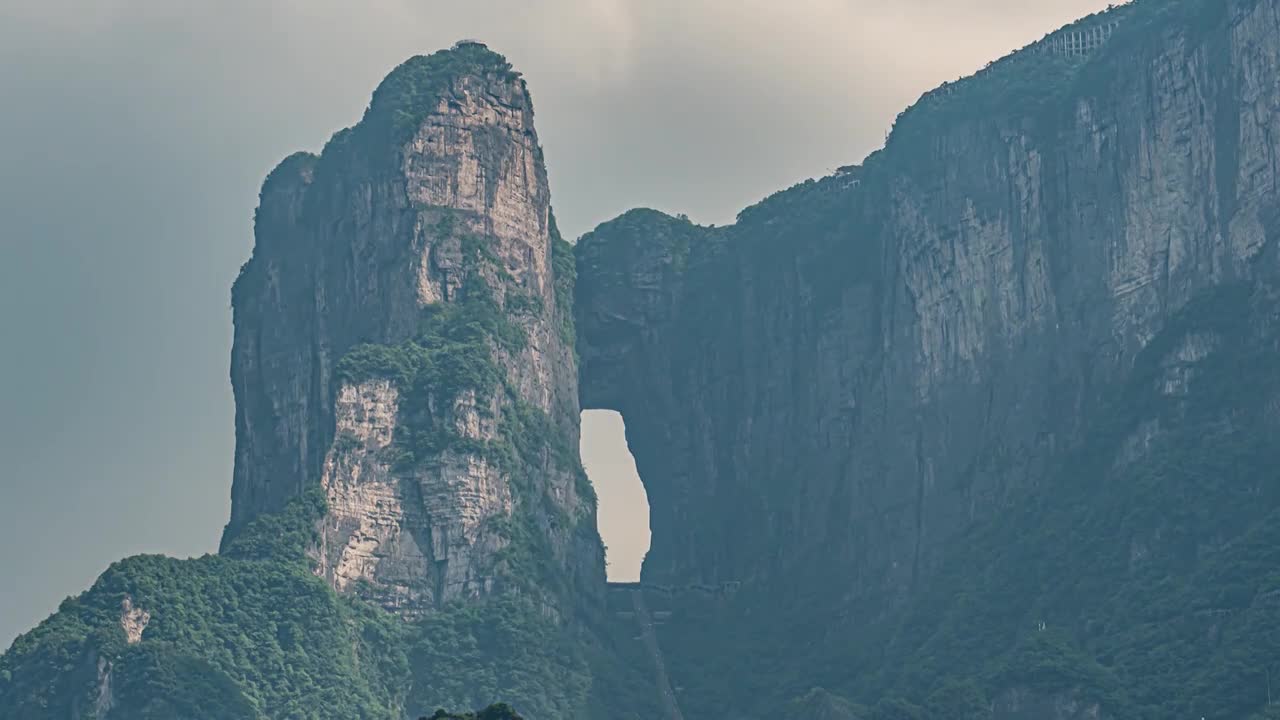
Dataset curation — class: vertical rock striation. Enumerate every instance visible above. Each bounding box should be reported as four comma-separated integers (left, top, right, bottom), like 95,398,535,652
578,0,1280,714
581,0,1280,602
226,42,601,615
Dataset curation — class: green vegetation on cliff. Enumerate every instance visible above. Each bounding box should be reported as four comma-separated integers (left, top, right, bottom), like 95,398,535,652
335,213,529,466
406,597,591,718
365,42,521,151
11,199,607,715
2,37,610,720
335,210,592,596
0,492,408,719
855,283,1280,720
9,2,1279,719
551,213,578,352
634,280,1280,720
0,490,601,719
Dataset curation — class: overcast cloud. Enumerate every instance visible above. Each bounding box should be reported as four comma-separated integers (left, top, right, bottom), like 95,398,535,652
0,0,1113,646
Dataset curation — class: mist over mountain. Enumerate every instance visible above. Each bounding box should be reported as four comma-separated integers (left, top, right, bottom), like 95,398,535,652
5,0,1280,718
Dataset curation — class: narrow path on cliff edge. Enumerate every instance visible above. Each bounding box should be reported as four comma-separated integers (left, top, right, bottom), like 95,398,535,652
631,590,686,720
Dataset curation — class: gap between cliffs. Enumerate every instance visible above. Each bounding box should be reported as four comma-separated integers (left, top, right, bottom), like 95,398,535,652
579,409,650,581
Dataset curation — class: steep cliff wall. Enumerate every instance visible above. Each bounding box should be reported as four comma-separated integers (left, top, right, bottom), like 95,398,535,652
581,0,1279,601
578,0,1280,716
7,3,1280,718
226,43,600,614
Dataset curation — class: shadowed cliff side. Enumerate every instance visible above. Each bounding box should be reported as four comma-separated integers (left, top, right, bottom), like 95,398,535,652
578,0,1280,717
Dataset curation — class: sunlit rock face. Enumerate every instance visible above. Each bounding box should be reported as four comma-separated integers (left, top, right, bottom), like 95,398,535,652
225,44,601,615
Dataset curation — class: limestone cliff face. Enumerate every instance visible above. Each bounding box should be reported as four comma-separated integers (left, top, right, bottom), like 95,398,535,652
581,0,1280,596
226,43,600,614
578,0,1280,713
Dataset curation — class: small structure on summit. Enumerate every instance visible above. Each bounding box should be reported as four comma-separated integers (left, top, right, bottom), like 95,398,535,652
835,164,863,189
1034,19,1122,58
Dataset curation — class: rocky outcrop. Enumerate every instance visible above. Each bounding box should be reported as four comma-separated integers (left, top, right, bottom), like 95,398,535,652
91,656,113,720
313,378,519,612
118,597,148,645
226,42,601,614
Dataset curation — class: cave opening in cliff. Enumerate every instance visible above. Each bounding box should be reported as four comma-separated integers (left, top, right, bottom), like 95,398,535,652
580,409,651,582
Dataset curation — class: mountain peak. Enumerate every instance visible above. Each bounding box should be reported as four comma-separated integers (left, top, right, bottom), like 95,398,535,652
361,42,526,147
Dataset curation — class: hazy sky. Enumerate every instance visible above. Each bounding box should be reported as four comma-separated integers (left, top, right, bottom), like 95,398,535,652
0,0,1114,647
